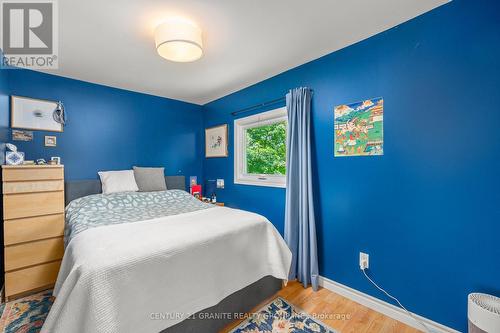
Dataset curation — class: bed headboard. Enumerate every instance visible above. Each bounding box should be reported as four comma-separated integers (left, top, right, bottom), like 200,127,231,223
64,176,186,205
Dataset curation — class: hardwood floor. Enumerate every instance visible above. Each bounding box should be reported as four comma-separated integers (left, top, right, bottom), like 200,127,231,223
221,281,422,333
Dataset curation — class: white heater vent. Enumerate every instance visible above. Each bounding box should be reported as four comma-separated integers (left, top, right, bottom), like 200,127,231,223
468,293,500,333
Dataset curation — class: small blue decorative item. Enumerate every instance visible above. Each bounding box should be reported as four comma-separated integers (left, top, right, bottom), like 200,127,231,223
5,143,24,165
205,179,216,198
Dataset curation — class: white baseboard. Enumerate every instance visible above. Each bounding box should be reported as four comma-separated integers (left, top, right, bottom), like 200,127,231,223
318,275,460,333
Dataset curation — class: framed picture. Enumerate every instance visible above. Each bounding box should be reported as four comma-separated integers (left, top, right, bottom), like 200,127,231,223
50,156,61,165
11,95,63,132
205,124,228,158
45,135,57,147
12,129,33,141
334,97,383,157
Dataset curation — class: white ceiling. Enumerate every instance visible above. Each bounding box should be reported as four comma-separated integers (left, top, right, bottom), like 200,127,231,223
41,0,448,105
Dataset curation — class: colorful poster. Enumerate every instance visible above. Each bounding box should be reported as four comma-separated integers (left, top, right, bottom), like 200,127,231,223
334,97,383,157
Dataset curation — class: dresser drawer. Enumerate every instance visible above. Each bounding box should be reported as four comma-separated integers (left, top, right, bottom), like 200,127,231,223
5,261,61,297
5,237,64,271
3,191,65,219
4,214,65,245
3,180,64,194
2,166,63,181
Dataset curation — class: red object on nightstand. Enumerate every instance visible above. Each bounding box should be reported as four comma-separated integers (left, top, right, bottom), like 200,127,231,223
190,185,202,200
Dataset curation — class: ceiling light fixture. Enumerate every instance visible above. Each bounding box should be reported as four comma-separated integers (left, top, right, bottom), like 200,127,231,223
154,18,203,62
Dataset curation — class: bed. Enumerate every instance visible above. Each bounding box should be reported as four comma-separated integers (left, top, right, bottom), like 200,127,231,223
41,176,291,333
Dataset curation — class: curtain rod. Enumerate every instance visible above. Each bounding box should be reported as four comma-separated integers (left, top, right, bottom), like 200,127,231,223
231,97,285,116
230,89,313,117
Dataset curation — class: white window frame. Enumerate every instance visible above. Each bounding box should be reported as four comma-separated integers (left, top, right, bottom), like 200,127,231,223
234,107,287,188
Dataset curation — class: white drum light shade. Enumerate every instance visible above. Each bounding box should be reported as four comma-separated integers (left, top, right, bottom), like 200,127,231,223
154,20,203,62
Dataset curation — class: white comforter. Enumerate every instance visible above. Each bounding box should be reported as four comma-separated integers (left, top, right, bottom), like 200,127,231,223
41,206,291,333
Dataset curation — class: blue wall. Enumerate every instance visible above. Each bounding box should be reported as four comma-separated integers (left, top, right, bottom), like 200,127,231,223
0,1,498,330
6,70,204,182
203,1,500,330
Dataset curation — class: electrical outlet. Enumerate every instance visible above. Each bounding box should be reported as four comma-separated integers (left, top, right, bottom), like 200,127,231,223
359,252,369,270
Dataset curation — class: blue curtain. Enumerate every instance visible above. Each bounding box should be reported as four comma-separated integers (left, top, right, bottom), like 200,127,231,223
284,87,319,291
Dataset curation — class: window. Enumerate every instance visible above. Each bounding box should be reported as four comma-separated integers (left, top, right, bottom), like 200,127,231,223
234,107,287,188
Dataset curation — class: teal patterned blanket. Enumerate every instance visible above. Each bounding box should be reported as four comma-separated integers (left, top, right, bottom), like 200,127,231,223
65,190,213,246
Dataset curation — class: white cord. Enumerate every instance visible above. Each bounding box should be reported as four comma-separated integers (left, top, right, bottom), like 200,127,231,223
361,268,431,333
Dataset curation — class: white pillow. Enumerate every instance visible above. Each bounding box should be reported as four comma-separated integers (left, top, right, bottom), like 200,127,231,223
98,170,139,194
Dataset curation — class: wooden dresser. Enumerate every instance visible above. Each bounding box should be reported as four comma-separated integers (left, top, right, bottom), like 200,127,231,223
2,165,65,301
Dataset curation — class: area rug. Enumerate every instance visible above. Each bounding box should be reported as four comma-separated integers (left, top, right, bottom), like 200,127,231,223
230,297,338,333
0,290,53,333
0,292,337,333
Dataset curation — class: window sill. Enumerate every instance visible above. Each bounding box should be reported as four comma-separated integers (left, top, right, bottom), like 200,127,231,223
234,178,286,188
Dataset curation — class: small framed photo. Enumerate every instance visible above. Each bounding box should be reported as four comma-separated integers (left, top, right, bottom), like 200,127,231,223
205,124,228,158
45,135,57,147
50,156,61,165
12,129,33,141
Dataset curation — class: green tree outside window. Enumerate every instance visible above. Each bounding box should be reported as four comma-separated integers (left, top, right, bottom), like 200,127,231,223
246,121,286,175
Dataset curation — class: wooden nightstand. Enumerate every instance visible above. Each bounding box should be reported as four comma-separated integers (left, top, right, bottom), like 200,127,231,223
203,200,224,206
